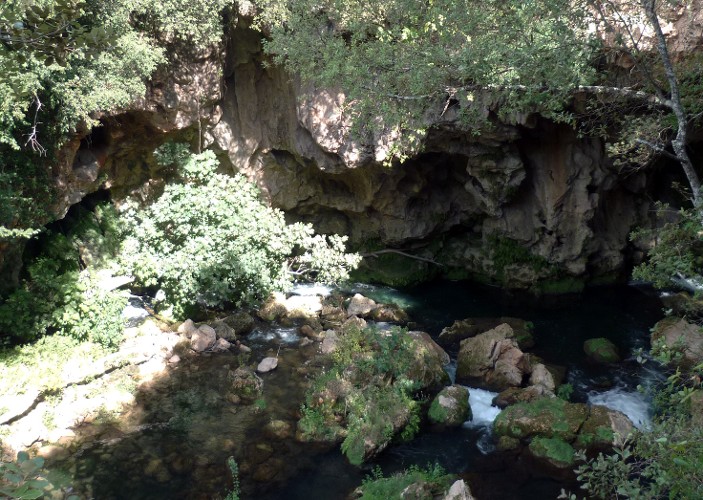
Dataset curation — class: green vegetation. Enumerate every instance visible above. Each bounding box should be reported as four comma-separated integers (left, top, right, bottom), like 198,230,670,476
631,204,703,290
257,0,594,162
486,236,552,285
224,457,240,500
0,0,231,239
359,464,453,500
0,203,126,347
119,145,359,319
1,451,50,500
298,326,426,465
529,436,576,468
565,365,703,499
0,145,359,345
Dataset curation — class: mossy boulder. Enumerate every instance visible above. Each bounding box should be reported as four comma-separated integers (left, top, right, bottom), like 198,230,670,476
257,292,288,322
583,337,621,364
227,367,263,402
574,405,633,451
407,331,451,391
528,437,575,469
222,310,255,336
428,385,471,427
492,385,553,409
493,397,588,441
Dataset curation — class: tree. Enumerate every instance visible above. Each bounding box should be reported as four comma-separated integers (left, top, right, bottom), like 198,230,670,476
587,0,703,207
256,0,596,160
0,0,232,239
258,0,703,205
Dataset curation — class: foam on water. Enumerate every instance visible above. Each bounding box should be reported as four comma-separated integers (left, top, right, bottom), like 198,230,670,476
464,387,502,428
246,326,300,346
588,387,651,429
290,283,334,297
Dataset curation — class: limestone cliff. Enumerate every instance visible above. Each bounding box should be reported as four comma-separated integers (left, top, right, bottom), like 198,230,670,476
25,9,703,291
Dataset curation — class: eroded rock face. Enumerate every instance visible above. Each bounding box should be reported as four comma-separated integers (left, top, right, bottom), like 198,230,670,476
36,18,659,292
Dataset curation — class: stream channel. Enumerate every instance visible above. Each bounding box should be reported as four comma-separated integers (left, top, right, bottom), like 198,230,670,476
55,280,665,499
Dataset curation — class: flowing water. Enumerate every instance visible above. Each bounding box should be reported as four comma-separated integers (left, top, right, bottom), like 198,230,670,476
52,281,665,499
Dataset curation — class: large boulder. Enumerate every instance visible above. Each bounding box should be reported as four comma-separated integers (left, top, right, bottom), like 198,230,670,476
494,397,588,442
438,317,534,349
190,325,216,352
492,385,553,409
257,292,288,322
583,337,621,364
494,397,635,469
456,324,529,391
443,480,476,500
574,405,634,450
369,303,410,325
651,317,703,369
285,294,323,320
528,436,576,470
407,331,451,390
428,385,471,427
222,310,255,336
347,294,377,317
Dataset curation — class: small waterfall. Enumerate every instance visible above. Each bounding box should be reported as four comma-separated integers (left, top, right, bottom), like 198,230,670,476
461,387,503,455
588,387,651,429
464,387,502,428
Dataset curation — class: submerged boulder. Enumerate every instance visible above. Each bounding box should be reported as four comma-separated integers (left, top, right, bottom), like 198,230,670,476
228,367,263,402
583,337,621,364
428,385,471,427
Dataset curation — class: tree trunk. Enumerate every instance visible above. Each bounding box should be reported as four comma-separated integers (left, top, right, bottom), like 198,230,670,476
643,0,702,207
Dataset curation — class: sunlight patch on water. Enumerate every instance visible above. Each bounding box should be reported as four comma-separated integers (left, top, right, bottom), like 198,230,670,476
589,387,651,429
247,326,300,346
291,283,333,297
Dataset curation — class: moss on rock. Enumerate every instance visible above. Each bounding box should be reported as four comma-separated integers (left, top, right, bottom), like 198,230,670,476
493,397,588,441
528,436,575,469
583,337,621,364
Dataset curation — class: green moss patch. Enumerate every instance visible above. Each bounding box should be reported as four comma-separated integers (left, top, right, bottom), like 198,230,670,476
528,436,575,468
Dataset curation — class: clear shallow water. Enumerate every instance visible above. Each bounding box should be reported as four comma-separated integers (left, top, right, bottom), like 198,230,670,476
54,281,665,500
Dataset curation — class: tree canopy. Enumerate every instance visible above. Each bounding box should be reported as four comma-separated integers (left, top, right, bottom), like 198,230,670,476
256,0,597,157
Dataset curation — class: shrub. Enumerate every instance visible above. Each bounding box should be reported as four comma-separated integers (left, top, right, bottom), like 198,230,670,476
359,464,453,500
299,326,423,465
0,205,127,347
563,364,703,499
118,146,360,318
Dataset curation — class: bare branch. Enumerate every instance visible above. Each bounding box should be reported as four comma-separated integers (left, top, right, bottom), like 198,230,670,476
362,249,444,266
24,93,46,156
